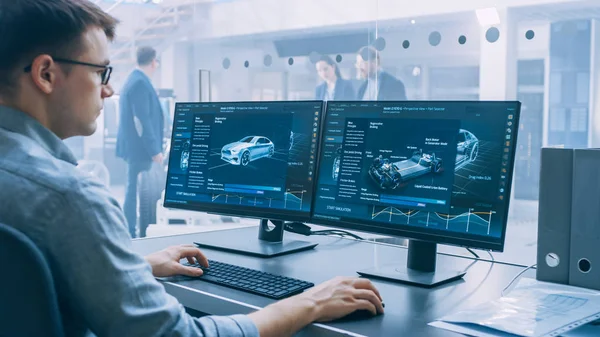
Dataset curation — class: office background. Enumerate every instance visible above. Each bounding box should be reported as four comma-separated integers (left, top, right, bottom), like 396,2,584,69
67,0,600,268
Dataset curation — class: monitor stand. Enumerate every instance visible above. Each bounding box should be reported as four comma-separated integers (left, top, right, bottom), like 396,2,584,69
193,219,317,258
357,240,466,288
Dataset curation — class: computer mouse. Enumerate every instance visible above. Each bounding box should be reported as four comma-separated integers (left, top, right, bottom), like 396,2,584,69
338,309,378,321
338,302,385,321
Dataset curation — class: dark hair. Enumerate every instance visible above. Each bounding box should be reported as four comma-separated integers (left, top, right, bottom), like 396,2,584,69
136,46,157,66
0,0,119,96
358,46,380,63
317,55,342,79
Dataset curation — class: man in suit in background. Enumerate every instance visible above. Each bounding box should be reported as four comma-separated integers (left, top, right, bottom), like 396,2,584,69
356,46,407,101
116,46,163,238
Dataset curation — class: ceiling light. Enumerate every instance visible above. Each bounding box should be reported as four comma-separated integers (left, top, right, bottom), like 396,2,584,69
476,7,501,26
412,66,421,77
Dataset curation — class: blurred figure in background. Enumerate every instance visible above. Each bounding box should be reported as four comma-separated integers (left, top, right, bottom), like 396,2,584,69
315,55,355,101
355,46,407,101
116,46,164,238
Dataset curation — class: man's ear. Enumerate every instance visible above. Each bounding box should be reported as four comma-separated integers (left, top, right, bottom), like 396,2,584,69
29,55,59,94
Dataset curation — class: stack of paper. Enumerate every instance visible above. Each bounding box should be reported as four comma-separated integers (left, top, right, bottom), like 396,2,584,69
430,278,600,337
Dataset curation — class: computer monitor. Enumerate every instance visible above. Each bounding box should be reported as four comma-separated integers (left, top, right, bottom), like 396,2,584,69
163,101,324,257
311,101,521,287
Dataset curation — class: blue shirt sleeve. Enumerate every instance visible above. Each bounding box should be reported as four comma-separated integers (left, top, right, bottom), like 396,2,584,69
48,174,260,337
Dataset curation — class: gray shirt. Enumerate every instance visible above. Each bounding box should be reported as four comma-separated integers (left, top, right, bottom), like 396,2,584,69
0,105,259,337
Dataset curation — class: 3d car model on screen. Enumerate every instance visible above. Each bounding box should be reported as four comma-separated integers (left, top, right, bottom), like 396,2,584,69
221,136,275,166
369,150,443,189
456,129,479,170
332,145,342,180
180,140,190,171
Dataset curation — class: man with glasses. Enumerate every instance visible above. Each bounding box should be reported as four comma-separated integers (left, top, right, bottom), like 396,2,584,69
25,57,113,86
116,46,164,238
0,1,384,336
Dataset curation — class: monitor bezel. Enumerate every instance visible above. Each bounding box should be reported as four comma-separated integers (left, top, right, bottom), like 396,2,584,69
309,100,522,252
163,100,326,223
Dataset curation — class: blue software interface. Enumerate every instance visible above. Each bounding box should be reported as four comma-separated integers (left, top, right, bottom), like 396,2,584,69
164,101,323,220
313,101,519,248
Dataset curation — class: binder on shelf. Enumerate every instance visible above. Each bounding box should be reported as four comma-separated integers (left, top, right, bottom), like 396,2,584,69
569,148,600,290
536,148,573,285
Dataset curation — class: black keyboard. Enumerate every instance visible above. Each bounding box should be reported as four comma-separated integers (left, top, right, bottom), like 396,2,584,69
184,260,314,300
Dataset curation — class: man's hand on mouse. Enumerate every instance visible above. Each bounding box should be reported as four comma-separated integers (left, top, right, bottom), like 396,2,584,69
275,276,384,322
299,276,385,322
248,276,384,336
144,244,209,278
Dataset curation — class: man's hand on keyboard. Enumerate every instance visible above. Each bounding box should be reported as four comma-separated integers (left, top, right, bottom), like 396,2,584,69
145,244,209,278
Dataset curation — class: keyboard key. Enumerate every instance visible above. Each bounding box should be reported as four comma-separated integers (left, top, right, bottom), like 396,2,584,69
201,275,223,283
182,260,314,299
286,285,304,292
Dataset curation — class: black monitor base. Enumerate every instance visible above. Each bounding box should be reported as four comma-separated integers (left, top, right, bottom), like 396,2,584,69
194,219,317,258
357,240,466,288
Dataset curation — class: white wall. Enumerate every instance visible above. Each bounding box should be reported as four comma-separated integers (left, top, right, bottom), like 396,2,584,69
201,0,587,38
109,3,162,38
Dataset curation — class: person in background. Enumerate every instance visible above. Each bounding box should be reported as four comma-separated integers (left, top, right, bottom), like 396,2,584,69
0,1,384,336
315,55,355,101
116,46,163,238
355,46,407,101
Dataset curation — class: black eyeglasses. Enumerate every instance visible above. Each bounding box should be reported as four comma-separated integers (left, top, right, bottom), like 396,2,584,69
24,57,113,85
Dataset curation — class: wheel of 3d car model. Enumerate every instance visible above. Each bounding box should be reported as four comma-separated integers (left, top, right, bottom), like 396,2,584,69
241,151,250,166
332,157,340,180
434,161,442,173
470,144,479,161
268,147,274,157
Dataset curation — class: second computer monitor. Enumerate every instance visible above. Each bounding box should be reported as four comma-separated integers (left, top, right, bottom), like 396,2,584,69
313,101,521,252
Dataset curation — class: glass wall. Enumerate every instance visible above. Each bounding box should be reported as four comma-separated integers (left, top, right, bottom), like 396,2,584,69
76,0,600,266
